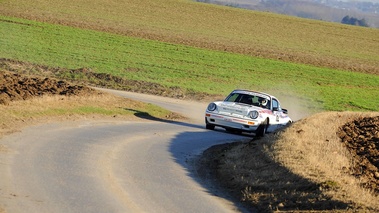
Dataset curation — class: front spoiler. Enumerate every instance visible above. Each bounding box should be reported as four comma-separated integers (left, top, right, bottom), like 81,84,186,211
205,113,261,132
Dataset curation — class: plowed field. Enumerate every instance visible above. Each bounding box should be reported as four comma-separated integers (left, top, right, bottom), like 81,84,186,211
338,117,379,194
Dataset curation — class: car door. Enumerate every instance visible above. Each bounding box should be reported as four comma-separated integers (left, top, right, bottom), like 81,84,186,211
270,98,286,131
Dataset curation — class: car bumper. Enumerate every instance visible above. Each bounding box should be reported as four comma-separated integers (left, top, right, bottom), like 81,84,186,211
205,112,261,132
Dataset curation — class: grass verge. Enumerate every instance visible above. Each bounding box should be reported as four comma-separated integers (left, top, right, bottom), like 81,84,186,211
0,93,182,139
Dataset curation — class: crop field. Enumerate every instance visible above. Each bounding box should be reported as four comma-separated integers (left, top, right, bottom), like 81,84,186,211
0,0,378,112
1,0,378,74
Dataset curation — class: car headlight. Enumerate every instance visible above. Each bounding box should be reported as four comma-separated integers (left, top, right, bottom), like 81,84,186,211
248,110,259,119
207,103,217,111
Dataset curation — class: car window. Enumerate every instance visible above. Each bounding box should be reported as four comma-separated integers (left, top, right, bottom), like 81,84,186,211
225,93,239,102
272,99,281,111
239,95,253,105
251,96,260,106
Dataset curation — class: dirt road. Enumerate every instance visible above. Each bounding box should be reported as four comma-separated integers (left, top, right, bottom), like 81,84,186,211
0,89,253,213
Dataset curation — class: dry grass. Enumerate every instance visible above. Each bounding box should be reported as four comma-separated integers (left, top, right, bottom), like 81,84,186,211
203,112,379,212
271,112,379,209
0,93,176,140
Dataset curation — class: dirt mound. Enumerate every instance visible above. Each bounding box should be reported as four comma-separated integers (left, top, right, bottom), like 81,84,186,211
338,116,379,194
0,71,96,105
0,58,222,102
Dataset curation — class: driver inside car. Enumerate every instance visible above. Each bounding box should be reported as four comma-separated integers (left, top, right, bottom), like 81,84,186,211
259,97,270,109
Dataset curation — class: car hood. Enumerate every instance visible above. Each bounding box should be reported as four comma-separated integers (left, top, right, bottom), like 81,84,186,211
215,101,261,117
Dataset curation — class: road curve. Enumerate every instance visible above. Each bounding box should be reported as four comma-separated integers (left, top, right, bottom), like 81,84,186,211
0,89,251,213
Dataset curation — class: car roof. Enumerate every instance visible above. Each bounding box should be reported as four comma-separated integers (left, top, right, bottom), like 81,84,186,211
231,89,276,99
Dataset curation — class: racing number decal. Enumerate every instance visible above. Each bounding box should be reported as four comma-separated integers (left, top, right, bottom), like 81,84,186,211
276,114,280,122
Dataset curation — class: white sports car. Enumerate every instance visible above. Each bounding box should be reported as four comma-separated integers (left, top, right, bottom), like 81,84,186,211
205,89,292,136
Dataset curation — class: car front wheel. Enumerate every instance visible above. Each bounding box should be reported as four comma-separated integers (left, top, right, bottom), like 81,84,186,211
205,118,215,130
206,123,215,130
256,119,268,137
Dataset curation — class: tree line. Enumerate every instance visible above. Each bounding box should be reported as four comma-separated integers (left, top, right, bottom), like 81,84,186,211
341,16,369,27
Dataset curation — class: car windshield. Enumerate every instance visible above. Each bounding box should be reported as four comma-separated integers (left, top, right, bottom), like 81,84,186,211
225,92,270,109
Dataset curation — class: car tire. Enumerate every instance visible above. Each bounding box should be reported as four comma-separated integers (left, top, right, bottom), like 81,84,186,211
256,119,268,137
206,124,215,130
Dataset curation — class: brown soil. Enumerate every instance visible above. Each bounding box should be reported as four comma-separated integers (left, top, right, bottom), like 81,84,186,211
0,70,97,105
338,116,379,194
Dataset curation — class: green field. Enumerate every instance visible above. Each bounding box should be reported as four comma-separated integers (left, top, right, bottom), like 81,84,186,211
0,0,379,112
1,0,378,74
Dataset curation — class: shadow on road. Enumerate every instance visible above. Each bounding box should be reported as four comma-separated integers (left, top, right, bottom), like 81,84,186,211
125,108,351,212
124,107,253,136
124,107,206,130
168,130,351,212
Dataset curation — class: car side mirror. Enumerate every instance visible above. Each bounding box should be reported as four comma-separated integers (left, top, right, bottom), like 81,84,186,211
282,108,288,114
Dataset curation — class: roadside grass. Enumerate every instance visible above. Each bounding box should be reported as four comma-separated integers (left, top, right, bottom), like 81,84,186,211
270,112,379,210
209,112,379,211
0,93,177,139
1,16,379,112
0,0,378,74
